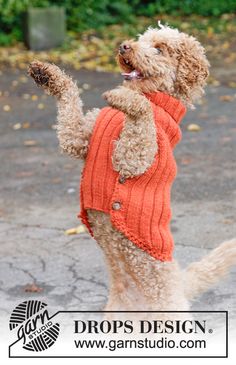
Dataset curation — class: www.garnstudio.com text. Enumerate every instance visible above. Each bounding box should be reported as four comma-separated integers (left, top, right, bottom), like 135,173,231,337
74,337,206,351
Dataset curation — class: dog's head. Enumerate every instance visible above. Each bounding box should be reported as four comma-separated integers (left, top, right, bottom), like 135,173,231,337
117,24,209,107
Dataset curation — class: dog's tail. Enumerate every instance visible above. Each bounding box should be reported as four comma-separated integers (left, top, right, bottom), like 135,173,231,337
184,238,236,300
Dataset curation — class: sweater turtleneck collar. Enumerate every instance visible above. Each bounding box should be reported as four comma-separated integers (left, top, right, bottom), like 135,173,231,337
144,91,186,124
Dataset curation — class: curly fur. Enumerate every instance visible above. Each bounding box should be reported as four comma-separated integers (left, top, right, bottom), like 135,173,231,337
28,61,99,159
28,25,235,316
118,26,210,108
103,86,157,178
87,209,189,312
184,238,236,300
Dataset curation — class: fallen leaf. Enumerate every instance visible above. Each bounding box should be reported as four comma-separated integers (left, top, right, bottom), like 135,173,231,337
187,123,201,132
207,77,220,86
13,123,22,130
181,22,190,30
22,122,30,129
51,178,62,184
19,75,28,83
37,103,45,109
24,283,43,293
222,41,230,49
198,113,209,119
207,26,214,38
31,94,38,101
16,171,34,177
222,219,234,224
11,80,18,87
23,140,38,146
3,104,11,112
180,157,192,165
219,95,234,102
228,81,236,88
23,93,30,99
64,225,87,235
82,83,91,90
64,164,74,170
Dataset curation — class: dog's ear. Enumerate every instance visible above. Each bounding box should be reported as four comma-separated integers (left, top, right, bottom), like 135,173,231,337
174,35,210,106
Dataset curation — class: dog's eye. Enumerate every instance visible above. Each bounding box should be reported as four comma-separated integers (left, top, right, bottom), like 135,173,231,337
155,47,162,55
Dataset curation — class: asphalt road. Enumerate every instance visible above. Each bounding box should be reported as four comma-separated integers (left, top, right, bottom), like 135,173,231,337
0,66,236,328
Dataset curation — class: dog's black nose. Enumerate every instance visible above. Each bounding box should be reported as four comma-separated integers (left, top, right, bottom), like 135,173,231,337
119,43,131,55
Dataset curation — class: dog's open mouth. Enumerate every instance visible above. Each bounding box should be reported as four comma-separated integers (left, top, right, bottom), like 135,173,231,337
119,56,144,81
122,69,143,81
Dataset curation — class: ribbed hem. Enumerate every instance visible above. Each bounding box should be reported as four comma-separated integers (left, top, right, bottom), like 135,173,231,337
78,208,173,262
111,215,173,262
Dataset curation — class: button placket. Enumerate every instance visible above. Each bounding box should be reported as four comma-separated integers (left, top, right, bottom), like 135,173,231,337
118,175,126,184
111,174,127,213
112,201,122,210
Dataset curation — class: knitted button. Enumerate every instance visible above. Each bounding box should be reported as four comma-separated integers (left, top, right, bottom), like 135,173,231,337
118,176,126,184
112,201,121,210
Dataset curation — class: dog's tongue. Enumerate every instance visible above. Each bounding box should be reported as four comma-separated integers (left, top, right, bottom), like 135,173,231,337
121,70,143,80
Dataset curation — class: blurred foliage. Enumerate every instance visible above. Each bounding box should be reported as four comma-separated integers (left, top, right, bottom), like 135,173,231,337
1,13,236,75
1,0,236,45
135,0,236,16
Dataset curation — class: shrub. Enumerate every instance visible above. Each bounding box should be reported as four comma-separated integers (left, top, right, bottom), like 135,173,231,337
0,0,236,45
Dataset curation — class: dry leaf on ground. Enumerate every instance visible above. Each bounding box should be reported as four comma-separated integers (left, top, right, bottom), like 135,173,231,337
180,157,192,165
228,81,236,88
64,225,87,235
3,104,11,111
23,140,38,146
22,122,30,128
24,283,43,293
13,123,21,130
16,171,34,177
187,124,201,132
219,95,235,102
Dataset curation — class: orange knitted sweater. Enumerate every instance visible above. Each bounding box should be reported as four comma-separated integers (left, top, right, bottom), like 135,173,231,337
79,92,186,261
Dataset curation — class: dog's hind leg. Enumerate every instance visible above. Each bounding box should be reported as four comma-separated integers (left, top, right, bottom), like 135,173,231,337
184,238,236,300
28,61,99,159
86,209,190,314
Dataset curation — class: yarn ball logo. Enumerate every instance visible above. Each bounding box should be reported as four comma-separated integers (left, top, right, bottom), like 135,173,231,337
9,300,60,352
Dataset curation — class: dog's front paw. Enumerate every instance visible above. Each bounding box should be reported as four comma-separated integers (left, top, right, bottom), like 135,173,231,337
103,87,150,117
103,88,126,110
28,61,68,97
28,61,52,87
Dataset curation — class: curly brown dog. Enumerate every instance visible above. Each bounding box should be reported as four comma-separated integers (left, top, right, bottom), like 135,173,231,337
28,25,236,316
